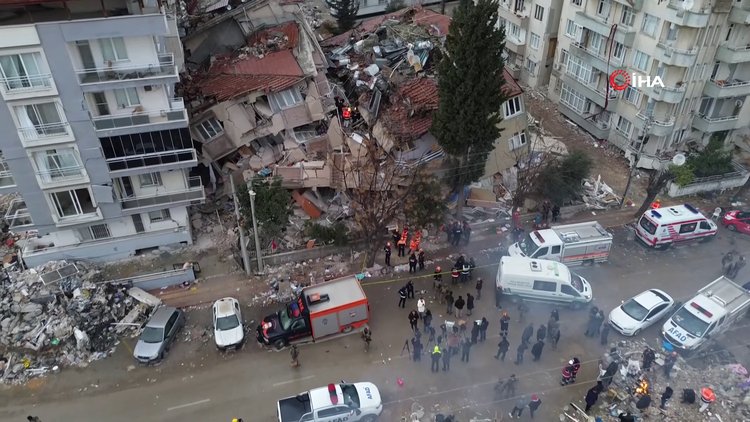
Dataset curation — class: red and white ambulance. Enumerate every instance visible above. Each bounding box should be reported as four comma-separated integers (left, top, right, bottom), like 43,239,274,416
635,203,717,249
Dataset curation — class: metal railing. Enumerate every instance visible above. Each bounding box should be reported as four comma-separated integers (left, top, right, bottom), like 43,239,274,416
76,53,176,84
0,73,53,92
92,98,186,131
17,122,70,141
4,198,33,228
0,168,15,187
119,176,204,210
106,148,197,172
636,113,675,127
698,114,739,122
657,42,698,55
709,78,750,88
36,165,86,184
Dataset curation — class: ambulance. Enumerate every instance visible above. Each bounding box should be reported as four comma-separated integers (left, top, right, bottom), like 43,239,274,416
635,203,717,249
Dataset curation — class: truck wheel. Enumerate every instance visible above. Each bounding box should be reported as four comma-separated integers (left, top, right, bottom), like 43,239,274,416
360,415,378,422
657,243,671,251
583,259,595,266
700,234,715,243
341,325,353,333
273,339,286,350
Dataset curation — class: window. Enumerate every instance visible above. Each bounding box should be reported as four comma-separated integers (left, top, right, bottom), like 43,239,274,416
533,280,557,292
560,84,587,113
597,0,611,17
679,223,697,233
270,87,303,111
33,148,83,182
560,285,580,297
551,245,561,254
196,117,223,141
525,59,537,75
78,224,111,241
508,23,523,41
508,131,527,150
0,151,14,187
559,49,569,69
589,33,603,55
616,115,633,136
148,209,171,223
565,20,580,39
291,127,319,142
532,247,548,258
612,42,626,62
566,55,593,84
620,5,635,26
114,88,140,108
530,33,540,50
138,172,162,187
0,52,50,91
504,96,523,117
641,14,659,37
571,0,582,6
50,188,96,218
534,5,544,20
639,216,657,234
623,86,642,106
700,221,712,230
632,50,650,72
100,37,128,62
15,102,66,139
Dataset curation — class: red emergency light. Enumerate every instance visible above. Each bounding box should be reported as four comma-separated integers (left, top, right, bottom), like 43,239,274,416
690,302,713,318
533,231,545,243
328,384,339,404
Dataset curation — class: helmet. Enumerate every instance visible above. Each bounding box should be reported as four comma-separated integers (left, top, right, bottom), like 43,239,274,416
568,360,574,365
435,266,441,272
387,242,391,247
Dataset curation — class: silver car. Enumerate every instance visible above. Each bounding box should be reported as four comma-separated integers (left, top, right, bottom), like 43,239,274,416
133,306,184,364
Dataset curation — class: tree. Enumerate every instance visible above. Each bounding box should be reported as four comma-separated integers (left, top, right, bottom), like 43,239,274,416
329,0,359,33
537,150,593,205
510,126,557,208
403,178,448,230
236,176,292,249
633,168,675,218
432,0,507,216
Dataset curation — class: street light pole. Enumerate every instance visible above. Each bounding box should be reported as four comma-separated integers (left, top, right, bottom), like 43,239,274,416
620,117,652,208
230,177,251,276
248,189,264,274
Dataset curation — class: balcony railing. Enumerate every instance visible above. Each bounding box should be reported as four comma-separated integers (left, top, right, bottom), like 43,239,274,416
636,113,676,127
4,198,33,229
18,122,70,142
710,79,750,89
698,114,739,123
76,53,176,85
0,167,15,188
36,165,87,185
119,176,204,211
1,74,53,93
92,98,187,132
106,148,197,173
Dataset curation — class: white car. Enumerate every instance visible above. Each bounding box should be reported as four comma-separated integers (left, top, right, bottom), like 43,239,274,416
609,289,675,336
213,297,245,350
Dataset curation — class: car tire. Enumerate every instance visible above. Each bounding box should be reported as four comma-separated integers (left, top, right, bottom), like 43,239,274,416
569,301,583,310
273,339,286,350
727,224,737,232
632,329,641,337
360,415,378,422
657,243,671,251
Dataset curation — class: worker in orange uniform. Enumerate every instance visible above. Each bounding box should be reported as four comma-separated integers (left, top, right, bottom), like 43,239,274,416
699,387,715,413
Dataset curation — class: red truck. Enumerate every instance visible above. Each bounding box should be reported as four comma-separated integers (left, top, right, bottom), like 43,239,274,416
257,276,370,349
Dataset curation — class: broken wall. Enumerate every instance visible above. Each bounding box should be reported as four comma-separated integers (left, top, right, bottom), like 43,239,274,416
484,104,529,180
183,19,247,65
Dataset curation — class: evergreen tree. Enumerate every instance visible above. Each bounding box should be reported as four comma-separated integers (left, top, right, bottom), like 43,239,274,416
432,0,507,216
329,0,359,32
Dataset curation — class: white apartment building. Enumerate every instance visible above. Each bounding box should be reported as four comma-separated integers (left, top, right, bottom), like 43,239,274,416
498,0,564,89
0,0,203,267
549,0,749,169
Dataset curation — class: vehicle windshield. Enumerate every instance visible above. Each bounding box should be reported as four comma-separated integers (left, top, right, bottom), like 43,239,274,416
673,307,710,337
621,298,649,321
518,233,538,256
570,274,584,292
216,314,240,331
639,216,657,235
279,307,293,331
140,326,164,343
340,384,361,409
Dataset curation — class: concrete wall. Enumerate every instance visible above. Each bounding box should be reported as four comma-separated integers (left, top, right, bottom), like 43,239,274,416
667,170,750,197
110,267,196,290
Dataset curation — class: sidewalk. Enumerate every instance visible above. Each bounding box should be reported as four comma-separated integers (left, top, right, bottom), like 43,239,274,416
154,206,638,308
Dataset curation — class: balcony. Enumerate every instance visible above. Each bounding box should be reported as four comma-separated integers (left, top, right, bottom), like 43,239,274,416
36,165,88,188
561,72,612,108
656,43,698,68
569,42,624,74
574,12,636,46
118,176,205,214
641,84,686,104
106,148,197,176
729,5,750,24
704,79,750,98
692,114,740,133
635,113,676,137
76,54,178,92
614,0,643,10
93,98,188,137
716,44,750,64
17,122,71,145
0,165,15,189
505,37,526,56
0,73,54,98
498,3,530,27
558,102,611,139
665,0,711,27
4,198,33,229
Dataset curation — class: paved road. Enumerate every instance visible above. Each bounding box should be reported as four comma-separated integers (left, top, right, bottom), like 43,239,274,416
2,226,749,422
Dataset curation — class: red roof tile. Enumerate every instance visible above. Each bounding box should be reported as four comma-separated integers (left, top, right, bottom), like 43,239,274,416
411,9,452,36
502,68,523,98
321,8,412,47
383,78,439,139
247,21,299,50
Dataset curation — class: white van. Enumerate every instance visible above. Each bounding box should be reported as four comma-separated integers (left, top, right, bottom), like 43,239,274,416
635,203,717,249
495,256,593,309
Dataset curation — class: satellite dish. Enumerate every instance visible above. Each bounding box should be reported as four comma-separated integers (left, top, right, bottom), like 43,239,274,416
681,0,694,11
672,153,686,166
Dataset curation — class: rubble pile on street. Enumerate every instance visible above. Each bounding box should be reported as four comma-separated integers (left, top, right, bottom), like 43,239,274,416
0,260,156,385
582,175,622,210
586,339,750,421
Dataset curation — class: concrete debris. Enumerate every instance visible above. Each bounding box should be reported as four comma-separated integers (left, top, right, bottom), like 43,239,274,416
0,260,158,385
582,175,622,210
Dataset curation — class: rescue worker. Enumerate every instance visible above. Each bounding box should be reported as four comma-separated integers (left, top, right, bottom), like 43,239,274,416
290,345,300,368
418,249,425,271
699,387,715,413
500,311,511,336
571,357,581,382
433,266,443,291
408,253,418,273
451,267,460,285
663,351,678,378
431,344,442,372
475,277,483,300
406,280,415,299
460,262,471,283
495,335,510,360
561,360,575,385
398,286,407,308
383,242,392,266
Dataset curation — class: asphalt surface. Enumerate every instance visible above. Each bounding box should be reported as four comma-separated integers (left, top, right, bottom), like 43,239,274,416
2,224,750,422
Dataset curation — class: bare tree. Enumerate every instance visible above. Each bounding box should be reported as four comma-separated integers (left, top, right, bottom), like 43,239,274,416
510,126,557,208
633,169,675,218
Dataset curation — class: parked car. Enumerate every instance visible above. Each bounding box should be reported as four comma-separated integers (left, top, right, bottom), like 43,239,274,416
213,297,245,350
133,306,184,364
608,289,674,336
721,210,750,235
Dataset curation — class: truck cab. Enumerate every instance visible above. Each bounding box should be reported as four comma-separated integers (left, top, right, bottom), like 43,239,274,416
258,297,312,349
508,222,611,265
277,382,383,422
509,230,563,260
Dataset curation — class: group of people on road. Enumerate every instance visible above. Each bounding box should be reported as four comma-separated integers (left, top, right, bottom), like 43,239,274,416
721,251,746,279
532,200,561,230
444,220,472,247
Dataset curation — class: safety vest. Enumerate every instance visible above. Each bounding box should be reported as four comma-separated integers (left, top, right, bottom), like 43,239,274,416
342,107,352,119
432,345,441,355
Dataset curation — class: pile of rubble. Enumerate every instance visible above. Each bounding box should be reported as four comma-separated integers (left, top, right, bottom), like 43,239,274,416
582,175,622,210
585,339,750,421
0,260,157,385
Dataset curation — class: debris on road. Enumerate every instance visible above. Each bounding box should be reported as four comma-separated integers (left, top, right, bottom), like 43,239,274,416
582,175,622,210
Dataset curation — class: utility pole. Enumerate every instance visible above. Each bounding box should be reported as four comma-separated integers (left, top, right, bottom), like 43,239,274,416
230,177,251,276
248,188,264,274
620,117,652,208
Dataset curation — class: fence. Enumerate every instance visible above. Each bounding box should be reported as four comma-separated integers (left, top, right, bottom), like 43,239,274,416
667,162,749,197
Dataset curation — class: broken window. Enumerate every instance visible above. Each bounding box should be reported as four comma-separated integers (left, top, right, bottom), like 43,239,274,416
196,117,223,141
291,124,322,143
50,188,96,218
508,131,527,150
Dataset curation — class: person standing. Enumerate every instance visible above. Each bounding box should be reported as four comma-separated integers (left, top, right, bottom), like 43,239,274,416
660,386,674,409
479,317,489,342
433,266,443,291
408,310,419,331
417,296,426,319
584,385,601,413
451,267,460,285
475,278,483,300
460,262,471,283
542,200,551,224
730,255,746,278
408,253,417,273
412,336,423,362
531,340,545,361
470,322,480,344
430,344,442,372
502,374,518,398
518,301,529,322
663,351,678,378
509,395,530,419
585,306,600,337
722,251,735,275
398,286,407,308
397,234,406,257
552,204,560,223
642,347,656,372
463,221,472,245
600,323,610,346
495,335,510,360
290,345,300,368
454,295,465,318
466,293,475,316
460,336,472,362
551,308,560,322
594,310,605,336
548,323,560,350
452,222,463,246
418,250,425,271
500,311,511,336
445,290,454,315
27,417,42,422
384,242,392,266
406,280,415,299
515,341,528,364
423,308,433,331
528,394,542,419
521,323,534,345
536,324,547,342
441,346,451,372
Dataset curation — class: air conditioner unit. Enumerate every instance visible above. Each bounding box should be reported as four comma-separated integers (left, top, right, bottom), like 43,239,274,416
736,99,744,108
144,85,153,92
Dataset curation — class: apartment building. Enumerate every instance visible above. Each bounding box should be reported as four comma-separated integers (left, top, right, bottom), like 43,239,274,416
0,0,203,267
549,0,747,169
498,0,563,89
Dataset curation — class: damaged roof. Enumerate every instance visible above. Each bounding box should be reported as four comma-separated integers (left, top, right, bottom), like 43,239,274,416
382,77,439,140
194,21,306,101
502,68,523,98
